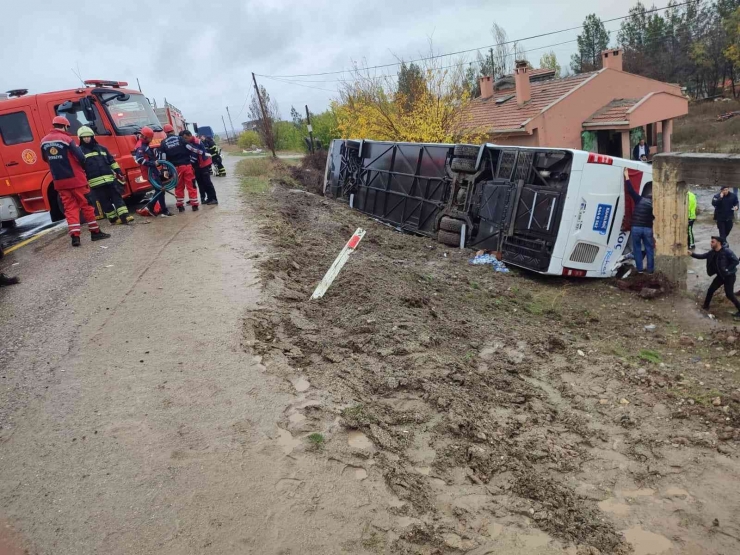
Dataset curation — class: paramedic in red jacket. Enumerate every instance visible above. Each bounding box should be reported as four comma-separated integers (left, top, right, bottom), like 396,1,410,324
159,125,200,212
187,132,218,205
40,116,111,247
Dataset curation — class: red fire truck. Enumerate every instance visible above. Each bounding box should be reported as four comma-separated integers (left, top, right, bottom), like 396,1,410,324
0,80,166,225
154,100,187,135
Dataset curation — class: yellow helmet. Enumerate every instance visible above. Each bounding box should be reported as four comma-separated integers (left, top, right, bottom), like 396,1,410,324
77,126,94,138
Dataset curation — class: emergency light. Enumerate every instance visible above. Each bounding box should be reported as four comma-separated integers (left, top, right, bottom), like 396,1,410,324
84,80,129,88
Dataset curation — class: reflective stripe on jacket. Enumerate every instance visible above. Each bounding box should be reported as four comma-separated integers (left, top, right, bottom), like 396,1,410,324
80,141,119,187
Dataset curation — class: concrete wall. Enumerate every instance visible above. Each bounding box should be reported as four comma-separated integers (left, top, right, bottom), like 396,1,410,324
532,69,686,150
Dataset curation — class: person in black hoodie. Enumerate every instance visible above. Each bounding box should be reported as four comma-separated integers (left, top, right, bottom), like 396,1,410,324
691,235,740,316
624,168,654,274
77,126,134,225
712,186,739,239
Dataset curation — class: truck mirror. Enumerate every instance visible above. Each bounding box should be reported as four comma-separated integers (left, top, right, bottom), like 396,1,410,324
80,97,96,122
116,93,130,102
57,100,74,113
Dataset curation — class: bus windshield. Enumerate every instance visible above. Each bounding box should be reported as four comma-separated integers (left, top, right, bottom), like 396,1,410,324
98,92,162,135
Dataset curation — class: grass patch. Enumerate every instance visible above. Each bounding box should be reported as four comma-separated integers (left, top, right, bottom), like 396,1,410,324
638,349,662,364
236,157,299,193
307,433,325,448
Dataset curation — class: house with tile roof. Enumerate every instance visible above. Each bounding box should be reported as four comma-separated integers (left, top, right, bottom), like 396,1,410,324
462,49,688,160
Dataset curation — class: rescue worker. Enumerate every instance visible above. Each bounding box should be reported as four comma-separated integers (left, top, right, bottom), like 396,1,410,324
690,235,740,317
133,127,171,217
159,125,200,212
187,132,218,205
202,135,226,177
687,190,697,250
0,245,20,286
77,126,134,225
40,116,111,247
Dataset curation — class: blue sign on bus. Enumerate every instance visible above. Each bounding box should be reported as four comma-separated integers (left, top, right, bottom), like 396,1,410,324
593,203,612,235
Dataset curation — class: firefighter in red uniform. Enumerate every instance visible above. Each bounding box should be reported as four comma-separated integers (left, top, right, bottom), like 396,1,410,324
187,131,218,205
159,125,200,212
133,127,171,217
40,116,111,247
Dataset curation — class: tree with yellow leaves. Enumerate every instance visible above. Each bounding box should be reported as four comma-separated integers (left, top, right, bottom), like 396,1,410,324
333,48,486,144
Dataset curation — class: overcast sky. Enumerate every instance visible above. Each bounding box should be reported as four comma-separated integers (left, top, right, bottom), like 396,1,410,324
2,0,643,131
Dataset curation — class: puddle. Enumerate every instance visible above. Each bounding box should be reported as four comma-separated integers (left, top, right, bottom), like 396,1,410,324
620,488,655,498
276,428,301,455
288,412,306,425
598,497,631,516
622,526,672,555
354,468,368,480
291,376,310,393
348,430,373,450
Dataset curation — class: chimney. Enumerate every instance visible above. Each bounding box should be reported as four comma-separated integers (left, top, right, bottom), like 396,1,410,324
602,48,623,71
514,60,531,106
479,75,493,98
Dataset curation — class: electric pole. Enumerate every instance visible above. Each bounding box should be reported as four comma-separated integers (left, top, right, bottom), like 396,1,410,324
489,48,496,79
226,106,237,144
252,72,276,158
221,115,230,145
305,105,315,153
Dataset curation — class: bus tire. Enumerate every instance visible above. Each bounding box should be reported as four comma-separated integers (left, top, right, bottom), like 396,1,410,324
450,157,477,173
453,145,479,159
438,229,462,246
48,187,65,222
439,217,465,233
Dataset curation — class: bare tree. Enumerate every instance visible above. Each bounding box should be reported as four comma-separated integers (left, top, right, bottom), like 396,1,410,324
248,85,280,155
491,22,513,78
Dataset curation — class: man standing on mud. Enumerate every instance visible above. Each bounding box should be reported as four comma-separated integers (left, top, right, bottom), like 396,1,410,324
624,168,654,274
690,235,740,317
712,186,739,240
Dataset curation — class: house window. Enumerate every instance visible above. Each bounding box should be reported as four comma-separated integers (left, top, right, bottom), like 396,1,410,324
0,112,34,145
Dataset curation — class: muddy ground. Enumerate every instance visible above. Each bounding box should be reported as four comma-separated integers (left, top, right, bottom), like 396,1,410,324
241,160,740,555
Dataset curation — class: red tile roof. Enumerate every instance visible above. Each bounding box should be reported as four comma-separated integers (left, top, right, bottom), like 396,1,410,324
583,98,640,124
463,72,596,132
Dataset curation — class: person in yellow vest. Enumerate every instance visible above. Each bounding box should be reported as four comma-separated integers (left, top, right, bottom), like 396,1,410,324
77,126,134,225
688,190,697,250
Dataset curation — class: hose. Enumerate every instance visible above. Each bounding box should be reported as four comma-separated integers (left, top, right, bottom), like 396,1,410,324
149,160,178,193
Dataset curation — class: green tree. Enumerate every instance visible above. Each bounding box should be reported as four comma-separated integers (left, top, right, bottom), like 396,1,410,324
539,51,561,77
290,106,304,129
397,62,425,109
571,14,610,73
237,130,262,149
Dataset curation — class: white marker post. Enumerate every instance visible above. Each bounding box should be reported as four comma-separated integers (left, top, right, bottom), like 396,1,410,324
310,228,366,300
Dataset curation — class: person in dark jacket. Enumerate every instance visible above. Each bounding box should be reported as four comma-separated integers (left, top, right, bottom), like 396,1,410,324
133,127,171,217
187,132,218,205
40,116,111,247
77,126,134,225
632,139,649,161
202,135,226,176
160,126,201,212
0,245,19,286
712,186,739,239
624,168,654,274
691,235,740,316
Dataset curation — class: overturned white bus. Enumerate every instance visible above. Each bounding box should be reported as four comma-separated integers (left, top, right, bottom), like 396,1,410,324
324,139,653,278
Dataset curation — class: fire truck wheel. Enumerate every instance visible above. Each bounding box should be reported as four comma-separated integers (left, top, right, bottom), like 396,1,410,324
439,217,465,233
48,188,65,222
453,145,479,159
1,220,17,229
438,229,462,246
450,157,477,173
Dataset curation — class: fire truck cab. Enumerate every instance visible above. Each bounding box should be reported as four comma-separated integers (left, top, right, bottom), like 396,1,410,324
0,80,166,224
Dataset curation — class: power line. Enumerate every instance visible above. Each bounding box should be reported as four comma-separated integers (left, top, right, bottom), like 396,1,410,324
256,0,696,79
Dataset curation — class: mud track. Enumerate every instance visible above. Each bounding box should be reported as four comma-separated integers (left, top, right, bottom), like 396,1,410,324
242,172,740,554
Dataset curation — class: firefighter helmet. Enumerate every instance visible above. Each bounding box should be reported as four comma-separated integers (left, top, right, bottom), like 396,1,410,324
52,115,70,127
140,126,155,139
77,126,94,138
163,124,174,133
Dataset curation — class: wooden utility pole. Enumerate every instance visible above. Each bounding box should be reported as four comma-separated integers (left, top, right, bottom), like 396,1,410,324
221,115,230,144
305,105,315,153
226,106,237,143
251,72,276,158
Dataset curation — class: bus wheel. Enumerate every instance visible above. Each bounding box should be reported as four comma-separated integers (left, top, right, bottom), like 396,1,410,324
438,229,462,247
49,188,65,222
439,217,465,233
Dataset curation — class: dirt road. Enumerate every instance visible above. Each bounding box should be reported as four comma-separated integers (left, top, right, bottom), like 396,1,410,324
0,156,392,554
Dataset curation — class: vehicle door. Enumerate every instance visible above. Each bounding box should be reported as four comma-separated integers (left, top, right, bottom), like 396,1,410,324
0,105,46,195
50,97,120,160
